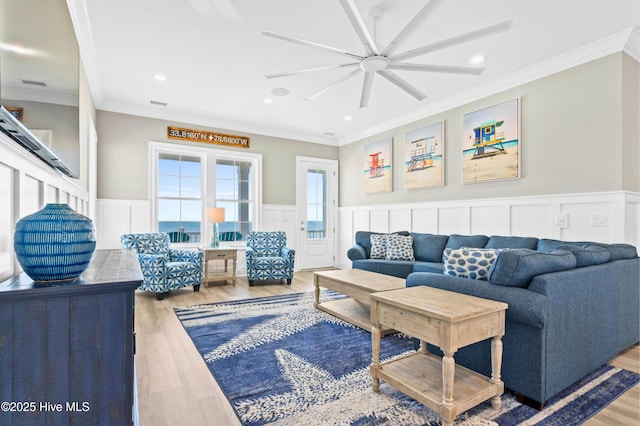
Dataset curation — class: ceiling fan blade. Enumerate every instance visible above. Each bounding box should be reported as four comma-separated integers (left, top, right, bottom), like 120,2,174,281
305,69,362,101
360,71,375,108
265,63,360,79
390,20,513,62
378,70,427,101
389,63,485,75
380,0,445,57
338,0,379,56
262,29,364,60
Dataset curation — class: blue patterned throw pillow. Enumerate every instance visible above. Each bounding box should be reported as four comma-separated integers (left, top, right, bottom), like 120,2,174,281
369,234,388,259
386,234,415,261
443,247,502,280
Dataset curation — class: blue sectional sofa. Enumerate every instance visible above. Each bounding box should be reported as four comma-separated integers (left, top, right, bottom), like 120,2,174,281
347,231,640,406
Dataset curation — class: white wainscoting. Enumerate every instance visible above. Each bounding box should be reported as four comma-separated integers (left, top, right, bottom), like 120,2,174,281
95,193,639,273
0,134,89,281
337,191,640,269
95,199,151,250
94,201,299,275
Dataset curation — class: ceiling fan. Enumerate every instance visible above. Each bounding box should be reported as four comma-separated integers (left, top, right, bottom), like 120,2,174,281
262,0,512,108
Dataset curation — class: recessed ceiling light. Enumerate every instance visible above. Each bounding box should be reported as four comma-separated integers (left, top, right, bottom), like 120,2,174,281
470,55,486,65
263,98,273,104
150,100,167,106
270,88,290,97
154,73,167,81
344,115,352,121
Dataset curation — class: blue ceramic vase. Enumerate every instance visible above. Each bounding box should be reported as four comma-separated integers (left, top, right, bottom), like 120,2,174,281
14,203,96,282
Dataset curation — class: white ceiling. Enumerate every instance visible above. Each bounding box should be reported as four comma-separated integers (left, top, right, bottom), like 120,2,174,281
70,0,638,145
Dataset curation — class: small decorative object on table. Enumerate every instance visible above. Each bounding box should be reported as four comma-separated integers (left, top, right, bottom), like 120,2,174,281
13,203,96,282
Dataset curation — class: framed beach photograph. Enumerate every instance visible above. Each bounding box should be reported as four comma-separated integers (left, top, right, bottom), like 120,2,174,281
363,138,392,193
404,121,444,190
462,98,520,184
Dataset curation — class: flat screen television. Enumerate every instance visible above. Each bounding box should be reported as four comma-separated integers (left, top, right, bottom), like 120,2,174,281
0,0,80,178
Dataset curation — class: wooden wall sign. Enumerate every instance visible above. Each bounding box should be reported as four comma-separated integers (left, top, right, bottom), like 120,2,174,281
167,126,250,148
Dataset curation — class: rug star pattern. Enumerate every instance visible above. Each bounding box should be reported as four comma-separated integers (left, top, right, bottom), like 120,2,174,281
175,291,640,426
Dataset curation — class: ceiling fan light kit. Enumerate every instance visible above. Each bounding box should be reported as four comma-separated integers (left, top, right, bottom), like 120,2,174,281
262,0,512,109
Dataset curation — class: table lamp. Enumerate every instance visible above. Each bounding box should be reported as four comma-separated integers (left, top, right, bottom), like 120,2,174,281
207,207,225,248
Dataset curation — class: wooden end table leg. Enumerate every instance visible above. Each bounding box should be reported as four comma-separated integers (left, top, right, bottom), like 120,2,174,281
204,257,209,288
490,335,504,409
371,326,381,392
313,278,320,309
441,350,456,426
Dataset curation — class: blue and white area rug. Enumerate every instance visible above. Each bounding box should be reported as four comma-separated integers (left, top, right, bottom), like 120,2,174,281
175,291,639,425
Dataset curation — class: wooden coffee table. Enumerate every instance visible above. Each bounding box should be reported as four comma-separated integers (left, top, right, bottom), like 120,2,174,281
313,269,405,333
370,286,508,426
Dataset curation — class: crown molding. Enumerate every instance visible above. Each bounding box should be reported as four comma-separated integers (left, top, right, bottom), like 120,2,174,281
338,27,639,146
98,100,339,146
625,26,640,61
66,0,104,106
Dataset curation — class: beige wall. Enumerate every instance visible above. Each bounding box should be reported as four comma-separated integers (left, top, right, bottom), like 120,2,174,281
96,111,339,204
339,53,638,207
78,60,97,191
622,53,640,192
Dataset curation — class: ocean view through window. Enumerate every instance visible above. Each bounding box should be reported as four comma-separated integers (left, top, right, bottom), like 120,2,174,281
157,153,202,243
215,159,253,241
151,142,262,245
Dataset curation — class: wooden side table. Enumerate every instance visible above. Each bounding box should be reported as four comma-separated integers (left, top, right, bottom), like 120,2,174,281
200,247,237,286
370,286,507,426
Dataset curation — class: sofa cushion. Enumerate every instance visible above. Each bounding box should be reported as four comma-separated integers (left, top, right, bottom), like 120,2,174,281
387,234,415,261
410,233,449,262
369,234,388,259
413,261,445,274
443,248,502,280
445,234,489,249
351,259,415,279
557,244,611,267
538,239,638,261
488,249,577,288
486,235,539,250
536,238,565,253
584,243,638,261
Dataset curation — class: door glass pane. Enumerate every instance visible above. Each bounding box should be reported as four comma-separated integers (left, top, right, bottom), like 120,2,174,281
307,169,326,239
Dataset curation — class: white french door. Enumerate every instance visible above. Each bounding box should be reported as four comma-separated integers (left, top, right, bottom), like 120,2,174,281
296,157,338,270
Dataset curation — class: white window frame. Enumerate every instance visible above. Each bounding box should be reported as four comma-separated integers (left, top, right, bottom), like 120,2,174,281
149,141,262,247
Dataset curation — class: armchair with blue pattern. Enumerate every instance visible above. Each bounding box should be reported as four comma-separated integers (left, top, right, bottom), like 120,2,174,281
121,232,204,300
246,231,295,286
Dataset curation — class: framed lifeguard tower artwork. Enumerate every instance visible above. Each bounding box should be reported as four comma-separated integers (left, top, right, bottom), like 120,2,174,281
462,98,520,183
363,138,392,193
404,121,444,190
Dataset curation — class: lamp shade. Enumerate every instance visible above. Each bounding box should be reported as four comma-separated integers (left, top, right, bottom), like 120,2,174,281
207,207,225,223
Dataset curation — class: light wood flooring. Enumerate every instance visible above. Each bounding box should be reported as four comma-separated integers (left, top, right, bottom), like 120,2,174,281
134,271,640,426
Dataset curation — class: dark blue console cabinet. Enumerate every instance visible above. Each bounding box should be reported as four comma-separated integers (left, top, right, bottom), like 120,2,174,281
0,249,142,425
